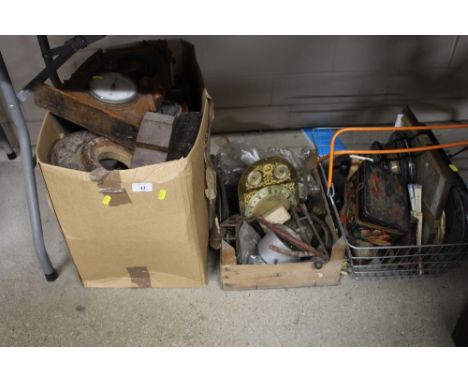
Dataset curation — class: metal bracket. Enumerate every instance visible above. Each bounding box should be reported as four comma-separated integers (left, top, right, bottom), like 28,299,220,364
17,35,105,103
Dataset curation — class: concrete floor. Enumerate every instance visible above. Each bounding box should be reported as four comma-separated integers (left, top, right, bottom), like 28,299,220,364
1,142,468,347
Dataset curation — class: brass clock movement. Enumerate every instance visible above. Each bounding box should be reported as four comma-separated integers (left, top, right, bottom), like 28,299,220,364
238,157,299,220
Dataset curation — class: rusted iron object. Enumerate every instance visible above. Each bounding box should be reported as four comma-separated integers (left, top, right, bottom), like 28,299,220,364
299,203,331,258
268,244,316,258
256,215,328,260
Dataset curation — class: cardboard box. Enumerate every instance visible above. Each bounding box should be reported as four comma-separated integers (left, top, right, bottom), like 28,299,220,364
219,153,345,290
36,41,215,288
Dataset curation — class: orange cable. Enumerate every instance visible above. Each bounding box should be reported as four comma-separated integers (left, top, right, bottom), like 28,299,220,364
317,124,468,189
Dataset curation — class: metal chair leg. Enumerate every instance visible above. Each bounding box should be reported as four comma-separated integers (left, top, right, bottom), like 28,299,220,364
0,122,17,160
0,52,57,281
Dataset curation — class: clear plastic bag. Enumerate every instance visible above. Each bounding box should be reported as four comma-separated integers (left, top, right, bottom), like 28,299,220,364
215,141,266,182
215,141,268,216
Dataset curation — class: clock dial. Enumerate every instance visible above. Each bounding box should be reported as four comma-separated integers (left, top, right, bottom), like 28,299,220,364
244,185,298,218
247,170,263,187
238,157,299,220
89,72,138,104
274,164,290,180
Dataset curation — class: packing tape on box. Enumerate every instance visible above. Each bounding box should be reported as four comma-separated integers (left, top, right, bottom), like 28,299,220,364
89,168,132,206
126,266,151,288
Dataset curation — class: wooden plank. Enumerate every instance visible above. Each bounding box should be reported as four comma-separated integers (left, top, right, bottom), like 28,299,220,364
34,83,155,150
221,240,237,266
136,112,174,149
220,240,345,290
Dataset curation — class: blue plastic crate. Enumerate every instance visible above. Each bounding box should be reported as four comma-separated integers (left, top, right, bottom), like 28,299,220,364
303,128,347,157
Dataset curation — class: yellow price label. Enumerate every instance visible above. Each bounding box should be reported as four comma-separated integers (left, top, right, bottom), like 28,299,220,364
158,189,167,200
92,75,104,80
102,195,112,206
449,164,459,173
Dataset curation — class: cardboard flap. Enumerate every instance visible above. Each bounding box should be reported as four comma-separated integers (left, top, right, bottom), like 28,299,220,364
201,90,217,201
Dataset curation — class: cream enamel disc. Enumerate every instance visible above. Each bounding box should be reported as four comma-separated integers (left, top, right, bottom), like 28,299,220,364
89,72,137,104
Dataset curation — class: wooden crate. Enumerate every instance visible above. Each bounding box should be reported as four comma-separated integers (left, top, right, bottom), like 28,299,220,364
218,153,345,290
220,239,345,290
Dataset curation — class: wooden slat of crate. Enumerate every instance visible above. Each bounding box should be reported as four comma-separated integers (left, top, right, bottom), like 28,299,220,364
220,239,346,290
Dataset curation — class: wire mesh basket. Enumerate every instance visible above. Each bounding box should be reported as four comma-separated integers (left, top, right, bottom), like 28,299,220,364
310,126,468,278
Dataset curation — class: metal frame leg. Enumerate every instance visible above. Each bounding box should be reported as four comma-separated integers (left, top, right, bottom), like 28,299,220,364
0,122,17,160
0,52,57,281
37,36,62,88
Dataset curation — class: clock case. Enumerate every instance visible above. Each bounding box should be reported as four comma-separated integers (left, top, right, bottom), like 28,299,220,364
34,40,203,150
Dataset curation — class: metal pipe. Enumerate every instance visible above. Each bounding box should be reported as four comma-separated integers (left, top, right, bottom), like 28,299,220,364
319,124,468,189
0,52,57,281
291,209,310,242
299,203,329,258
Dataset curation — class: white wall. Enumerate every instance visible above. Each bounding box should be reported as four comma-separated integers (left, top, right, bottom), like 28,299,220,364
1,35,468,145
